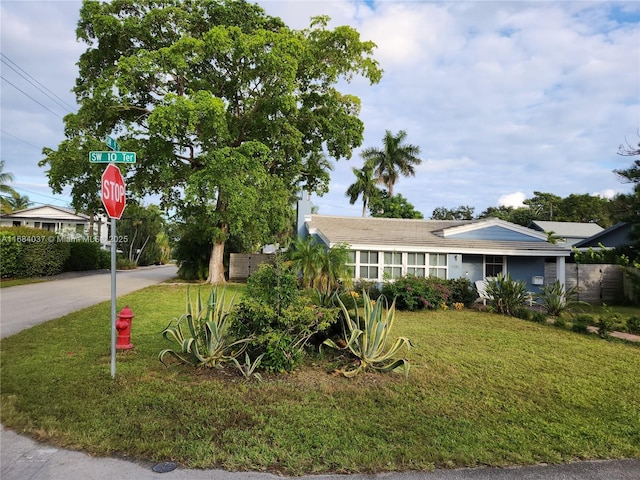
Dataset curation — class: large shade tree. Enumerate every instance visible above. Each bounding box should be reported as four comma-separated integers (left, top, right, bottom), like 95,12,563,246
40,0,382,283
360,130,422,197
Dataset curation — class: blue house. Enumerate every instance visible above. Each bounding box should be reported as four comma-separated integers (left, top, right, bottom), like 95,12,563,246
299,208,571,292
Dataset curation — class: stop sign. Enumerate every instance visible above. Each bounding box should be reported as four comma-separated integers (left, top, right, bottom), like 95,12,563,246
101,163,126,219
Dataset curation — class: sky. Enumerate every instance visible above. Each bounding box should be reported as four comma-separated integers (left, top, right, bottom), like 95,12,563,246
1,0,639,219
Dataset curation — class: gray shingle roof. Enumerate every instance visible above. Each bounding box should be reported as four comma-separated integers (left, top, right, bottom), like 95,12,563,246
307,215,570,256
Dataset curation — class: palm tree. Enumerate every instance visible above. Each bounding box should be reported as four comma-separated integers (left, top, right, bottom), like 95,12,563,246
3,192,32,213
287,236,324,288
360,130,422,197
346,162,380,217
0,160,19,213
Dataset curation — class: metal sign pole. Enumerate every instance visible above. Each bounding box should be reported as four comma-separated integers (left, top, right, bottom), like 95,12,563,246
110,217,117,378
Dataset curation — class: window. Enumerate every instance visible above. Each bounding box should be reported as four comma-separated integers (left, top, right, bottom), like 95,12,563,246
42,222,55,231
12,221,21,227
359,251,378,280
383,252,402,279
485,255,504,278
346,250,356,278
75,224,85,233
34,222,41,228
429,253,447,279
407,253,426,277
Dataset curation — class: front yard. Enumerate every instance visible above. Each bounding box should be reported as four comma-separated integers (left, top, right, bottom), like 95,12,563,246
0,284,638,475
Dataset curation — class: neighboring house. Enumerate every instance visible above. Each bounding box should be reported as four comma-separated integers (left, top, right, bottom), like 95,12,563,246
528,220,604,247
572,222,634,251
0,205,108,243
302,210,571,292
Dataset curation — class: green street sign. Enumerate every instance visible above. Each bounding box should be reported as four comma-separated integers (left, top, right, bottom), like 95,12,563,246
104,135,120,151
89,151,136,163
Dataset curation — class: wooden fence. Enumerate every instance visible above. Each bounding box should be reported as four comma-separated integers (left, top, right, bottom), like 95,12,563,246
545,263,625,304
228,253,275,282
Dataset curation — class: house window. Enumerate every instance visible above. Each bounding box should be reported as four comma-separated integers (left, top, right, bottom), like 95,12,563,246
407,253,426,277
485,255,504,278
429,253,447,279
359,251,378,280
34,222,41,228
12,221,21,227
383,252,402,279
346,250,356,278
75,224,85,233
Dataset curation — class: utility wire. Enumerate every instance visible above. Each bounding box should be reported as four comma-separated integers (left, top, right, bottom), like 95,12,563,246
0,129,43,150
0,75,64,119
1,54,76,113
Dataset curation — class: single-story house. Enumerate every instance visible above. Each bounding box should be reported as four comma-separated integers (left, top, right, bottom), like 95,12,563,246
528,220,604,247
300,205,571,292
0,205,109,243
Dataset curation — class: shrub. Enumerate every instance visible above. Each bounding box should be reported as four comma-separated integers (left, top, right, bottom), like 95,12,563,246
530,311,548,323
447,278,476,306
230,261,337,373
628,316,640,335
64,241,110,271
513,306,533,321
382,275,452,311
571,314,593,334
0,227,70,277
486,273,528,316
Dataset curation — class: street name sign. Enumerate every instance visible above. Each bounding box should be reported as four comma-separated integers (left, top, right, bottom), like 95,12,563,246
90,151,136,163
104,135,120,151
101,163,126,219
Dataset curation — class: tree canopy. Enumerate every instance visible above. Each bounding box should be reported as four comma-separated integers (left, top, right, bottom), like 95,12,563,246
40,0,382,283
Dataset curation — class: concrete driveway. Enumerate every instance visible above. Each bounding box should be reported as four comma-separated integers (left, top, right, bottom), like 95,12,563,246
0,264,178,338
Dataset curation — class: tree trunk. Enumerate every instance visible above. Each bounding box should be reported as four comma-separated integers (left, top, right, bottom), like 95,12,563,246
207,240,226,284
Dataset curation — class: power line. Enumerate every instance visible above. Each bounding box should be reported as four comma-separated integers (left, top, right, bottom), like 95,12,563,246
0,129,43,150
0,75,64,119
0,54,76,113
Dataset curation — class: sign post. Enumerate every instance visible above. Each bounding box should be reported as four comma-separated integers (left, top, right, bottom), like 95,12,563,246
101,163,127,378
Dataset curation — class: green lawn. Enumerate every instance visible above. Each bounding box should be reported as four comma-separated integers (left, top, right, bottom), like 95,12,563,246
1,284,638,475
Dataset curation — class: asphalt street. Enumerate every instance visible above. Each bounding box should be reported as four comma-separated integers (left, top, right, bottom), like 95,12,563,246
1,266,639,480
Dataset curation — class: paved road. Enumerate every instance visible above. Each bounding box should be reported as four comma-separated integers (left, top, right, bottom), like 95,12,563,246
1,266,639,480
0,265,178,338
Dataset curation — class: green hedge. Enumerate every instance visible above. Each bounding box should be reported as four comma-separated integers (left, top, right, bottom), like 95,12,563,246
0,227,110,278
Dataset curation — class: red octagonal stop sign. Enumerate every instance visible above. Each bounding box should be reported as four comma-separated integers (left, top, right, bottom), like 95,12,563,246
101,163,126,219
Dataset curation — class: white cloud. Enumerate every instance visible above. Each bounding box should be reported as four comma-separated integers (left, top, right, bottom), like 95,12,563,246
498,192,527,209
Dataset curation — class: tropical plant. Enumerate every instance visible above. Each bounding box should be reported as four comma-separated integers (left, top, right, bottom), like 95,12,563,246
287,236,324,288
485,273,529,316
159,287,248,368
0,160,19,213
346,162,381,217
534,280,585,316
231,352,265,382
360,130,422,197
323,291,412,377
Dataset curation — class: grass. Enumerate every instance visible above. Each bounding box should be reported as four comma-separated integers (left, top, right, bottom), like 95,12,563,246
0,277,48,288
1,284,639,475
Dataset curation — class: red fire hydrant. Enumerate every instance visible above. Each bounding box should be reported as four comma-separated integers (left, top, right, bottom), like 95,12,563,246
115,306,135,350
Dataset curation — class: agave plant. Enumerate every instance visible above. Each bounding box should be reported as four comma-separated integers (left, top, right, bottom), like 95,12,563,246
534,280,585,316
159,287,249,368
323,291,412,377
